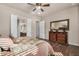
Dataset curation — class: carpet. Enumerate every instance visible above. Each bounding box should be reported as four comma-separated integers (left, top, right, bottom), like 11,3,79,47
50,42,68,56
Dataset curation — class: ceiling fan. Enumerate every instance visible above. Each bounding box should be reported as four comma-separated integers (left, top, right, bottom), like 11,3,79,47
27,3,50,12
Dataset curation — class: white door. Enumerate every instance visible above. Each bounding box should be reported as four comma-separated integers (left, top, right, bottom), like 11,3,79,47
11,14,18,38
36,21,40,38
27,19,32,37
39,21,45,39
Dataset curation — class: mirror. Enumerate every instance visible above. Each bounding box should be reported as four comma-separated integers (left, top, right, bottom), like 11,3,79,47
50,19,69,30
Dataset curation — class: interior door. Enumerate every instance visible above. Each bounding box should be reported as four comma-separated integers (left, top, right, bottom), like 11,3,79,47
11,14,18,38
26,19,32,37
39,21,45,39
36,21,40,38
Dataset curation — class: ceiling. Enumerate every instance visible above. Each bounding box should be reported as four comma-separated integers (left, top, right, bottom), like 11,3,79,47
1,3,78,17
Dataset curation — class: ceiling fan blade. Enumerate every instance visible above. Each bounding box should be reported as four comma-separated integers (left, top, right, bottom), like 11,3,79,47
42,4,50,7
41,8,44,12
27,3,35,6
33,8,36,11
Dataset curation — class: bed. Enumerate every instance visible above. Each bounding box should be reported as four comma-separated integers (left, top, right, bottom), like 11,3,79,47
0,37,63,56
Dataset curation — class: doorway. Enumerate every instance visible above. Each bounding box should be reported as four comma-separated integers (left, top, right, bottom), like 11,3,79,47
36,21,45,39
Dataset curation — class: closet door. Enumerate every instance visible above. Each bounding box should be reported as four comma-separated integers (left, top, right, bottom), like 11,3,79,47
11,14,18,38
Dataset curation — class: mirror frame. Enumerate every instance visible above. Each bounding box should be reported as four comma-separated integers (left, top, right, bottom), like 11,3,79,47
50,19,69,30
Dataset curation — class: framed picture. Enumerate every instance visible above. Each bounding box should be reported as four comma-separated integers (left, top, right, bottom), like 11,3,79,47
50,19,69,30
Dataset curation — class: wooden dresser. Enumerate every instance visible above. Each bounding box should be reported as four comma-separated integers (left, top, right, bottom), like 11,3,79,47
49,30,68,44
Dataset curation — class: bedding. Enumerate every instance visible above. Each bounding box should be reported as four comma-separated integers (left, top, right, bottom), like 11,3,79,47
0,38,14,50
0,37,54,56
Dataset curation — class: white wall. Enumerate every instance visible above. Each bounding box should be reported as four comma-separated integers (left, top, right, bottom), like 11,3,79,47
45,5,79,46
0,4,45,38
1,4,79,46
0,5,27,37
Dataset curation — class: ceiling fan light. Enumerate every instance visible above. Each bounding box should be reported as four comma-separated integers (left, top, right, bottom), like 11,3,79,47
38,12,41,14
38,6,41,9
32,9,42,14
36,6,41,9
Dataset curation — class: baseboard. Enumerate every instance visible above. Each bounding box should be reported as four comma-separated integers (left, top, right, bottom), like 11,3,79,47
37,38,49,42
68,42,79,46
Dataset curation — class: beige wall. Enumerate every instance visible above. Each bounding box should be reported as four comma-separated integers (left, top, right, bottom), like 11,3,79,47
0,5,27,37
0,4,79,46
0,4,43,38
45,5,79,46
